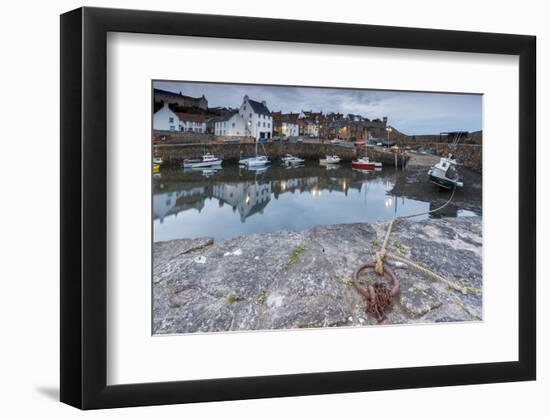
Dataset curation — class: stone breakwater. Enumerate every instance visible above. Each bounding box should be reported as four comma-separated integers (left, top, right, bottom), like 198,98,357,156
153,217,482,334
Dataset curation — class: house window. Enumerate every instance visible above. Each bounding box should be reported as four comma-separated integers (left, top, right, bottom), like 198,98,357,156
244,105,246,110
232,123,235,127
169,117,174,123
268,123,271,128
263,122,266,127
249,113,252,118
257,121,261,127
170,126,175,131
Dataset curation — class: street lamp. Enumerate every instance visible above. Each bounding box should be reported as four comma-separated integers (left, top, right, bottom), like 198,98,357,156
385,126,393,150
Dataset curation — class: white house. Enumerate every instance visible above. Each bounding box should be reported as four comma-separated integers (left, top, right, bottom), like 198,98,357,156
176,113,207,133
214,112,246,137
153,103,179,131
238,95,273,140
305,121,319,137
281,122,299,137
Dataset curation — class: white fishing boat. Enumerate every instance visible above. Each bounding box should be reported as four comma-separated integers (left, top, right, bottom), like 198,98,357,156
243,139,271,167
245,155,271,167
238,153,257,165
153,156,163,165
319,155,341,164
428,154,463,189
281,154,305,165
183,153,223,168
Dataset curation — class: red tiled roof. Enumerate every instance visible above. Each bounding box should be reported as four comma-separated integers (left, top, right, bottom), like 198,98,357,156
176,113,206,122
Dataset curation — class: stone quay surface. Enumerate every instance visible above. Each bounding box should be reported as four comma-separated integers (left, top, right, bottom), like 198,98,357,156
153,217,482,334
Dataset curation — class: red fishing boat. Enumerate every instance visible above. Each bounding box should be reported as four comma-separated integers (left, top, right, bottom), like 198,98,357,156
351,157,382,170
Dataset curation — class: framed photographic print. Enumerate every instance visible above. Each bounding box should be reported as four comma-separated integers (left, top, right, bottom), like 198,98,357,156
60,6,536,409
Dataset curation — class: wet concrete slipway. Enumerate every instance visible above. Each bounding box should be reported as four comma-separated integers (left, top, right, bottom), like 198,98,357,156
153,154,482,334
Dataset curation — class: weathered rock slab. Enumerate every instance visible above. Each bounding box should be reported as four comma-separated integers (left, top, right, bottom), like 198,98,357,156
153,217,482,334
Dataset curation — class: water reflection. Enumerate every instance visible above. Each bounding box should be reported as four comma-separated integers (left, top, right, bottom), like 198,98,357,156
153,162,477,242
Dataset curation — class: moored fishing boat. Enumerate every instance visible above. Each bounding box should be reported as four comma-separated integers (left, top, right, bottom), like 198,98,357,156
320,155,341,164
243,139,271,167
351,157,382,170
428,154,463,189
153,163,160,173
183,153,223,168
245,155,271,167
281,154,304,165
239,152,256,165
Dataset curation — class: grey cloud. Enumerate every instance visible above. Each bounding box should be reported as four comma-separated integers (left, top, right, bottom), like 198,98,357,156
154,80,481,135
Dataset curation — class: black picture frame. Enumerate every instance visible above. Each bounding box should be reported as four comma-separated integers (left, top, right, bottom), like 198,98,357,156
60,6,536,410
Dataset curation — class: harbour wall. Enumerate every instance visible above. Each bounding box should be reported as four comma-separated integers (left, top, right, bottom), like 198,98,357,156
154,142,409,167
409,144,482,173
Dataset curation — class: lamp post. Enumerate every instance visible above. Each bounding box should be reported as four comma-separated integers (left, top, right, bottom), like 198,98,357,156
385,126,392,150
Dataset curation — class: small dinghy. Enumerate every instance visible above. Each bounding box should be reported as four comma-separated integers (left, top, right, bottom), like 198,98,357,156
428,154,463,189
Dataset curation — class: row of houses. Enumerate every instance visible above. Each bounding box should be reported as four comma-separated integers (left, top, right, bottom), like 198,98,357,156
153,104,208,133
153,91,390,141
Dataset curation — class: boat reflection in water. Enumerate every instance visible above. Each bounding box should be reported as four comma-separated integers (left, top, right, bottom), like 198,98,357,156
153,161,478,242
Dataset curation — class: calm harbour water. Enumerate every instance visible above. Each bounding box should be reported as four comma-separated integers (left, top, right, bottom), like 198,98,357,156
153,161,477,242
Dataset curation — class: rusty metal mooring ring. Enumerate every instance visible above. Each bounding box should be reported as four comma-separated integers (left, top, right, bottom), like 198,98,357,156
352,261,400,321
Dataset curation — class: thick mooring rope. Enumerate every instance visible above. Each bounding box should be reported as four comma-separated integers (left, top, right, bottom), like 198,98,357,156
354,185,480,320
374,186,456,277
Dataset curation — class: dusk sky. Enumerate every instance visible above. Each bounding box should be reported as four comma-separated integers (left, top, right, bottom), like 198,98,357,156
154,80,482,135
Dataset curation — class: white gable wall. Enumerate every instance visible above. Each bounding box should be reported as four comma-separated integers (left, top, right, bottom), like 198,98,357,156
153,104,179,131
282,122,299,137
215,113,246,136
239,96,273,140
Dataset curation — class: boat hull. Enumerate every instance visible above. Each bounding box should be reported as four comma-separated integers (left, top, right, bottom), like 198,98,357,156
245,159,271,167
183,160,222,168
352,161,381,169
429,174,462,190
